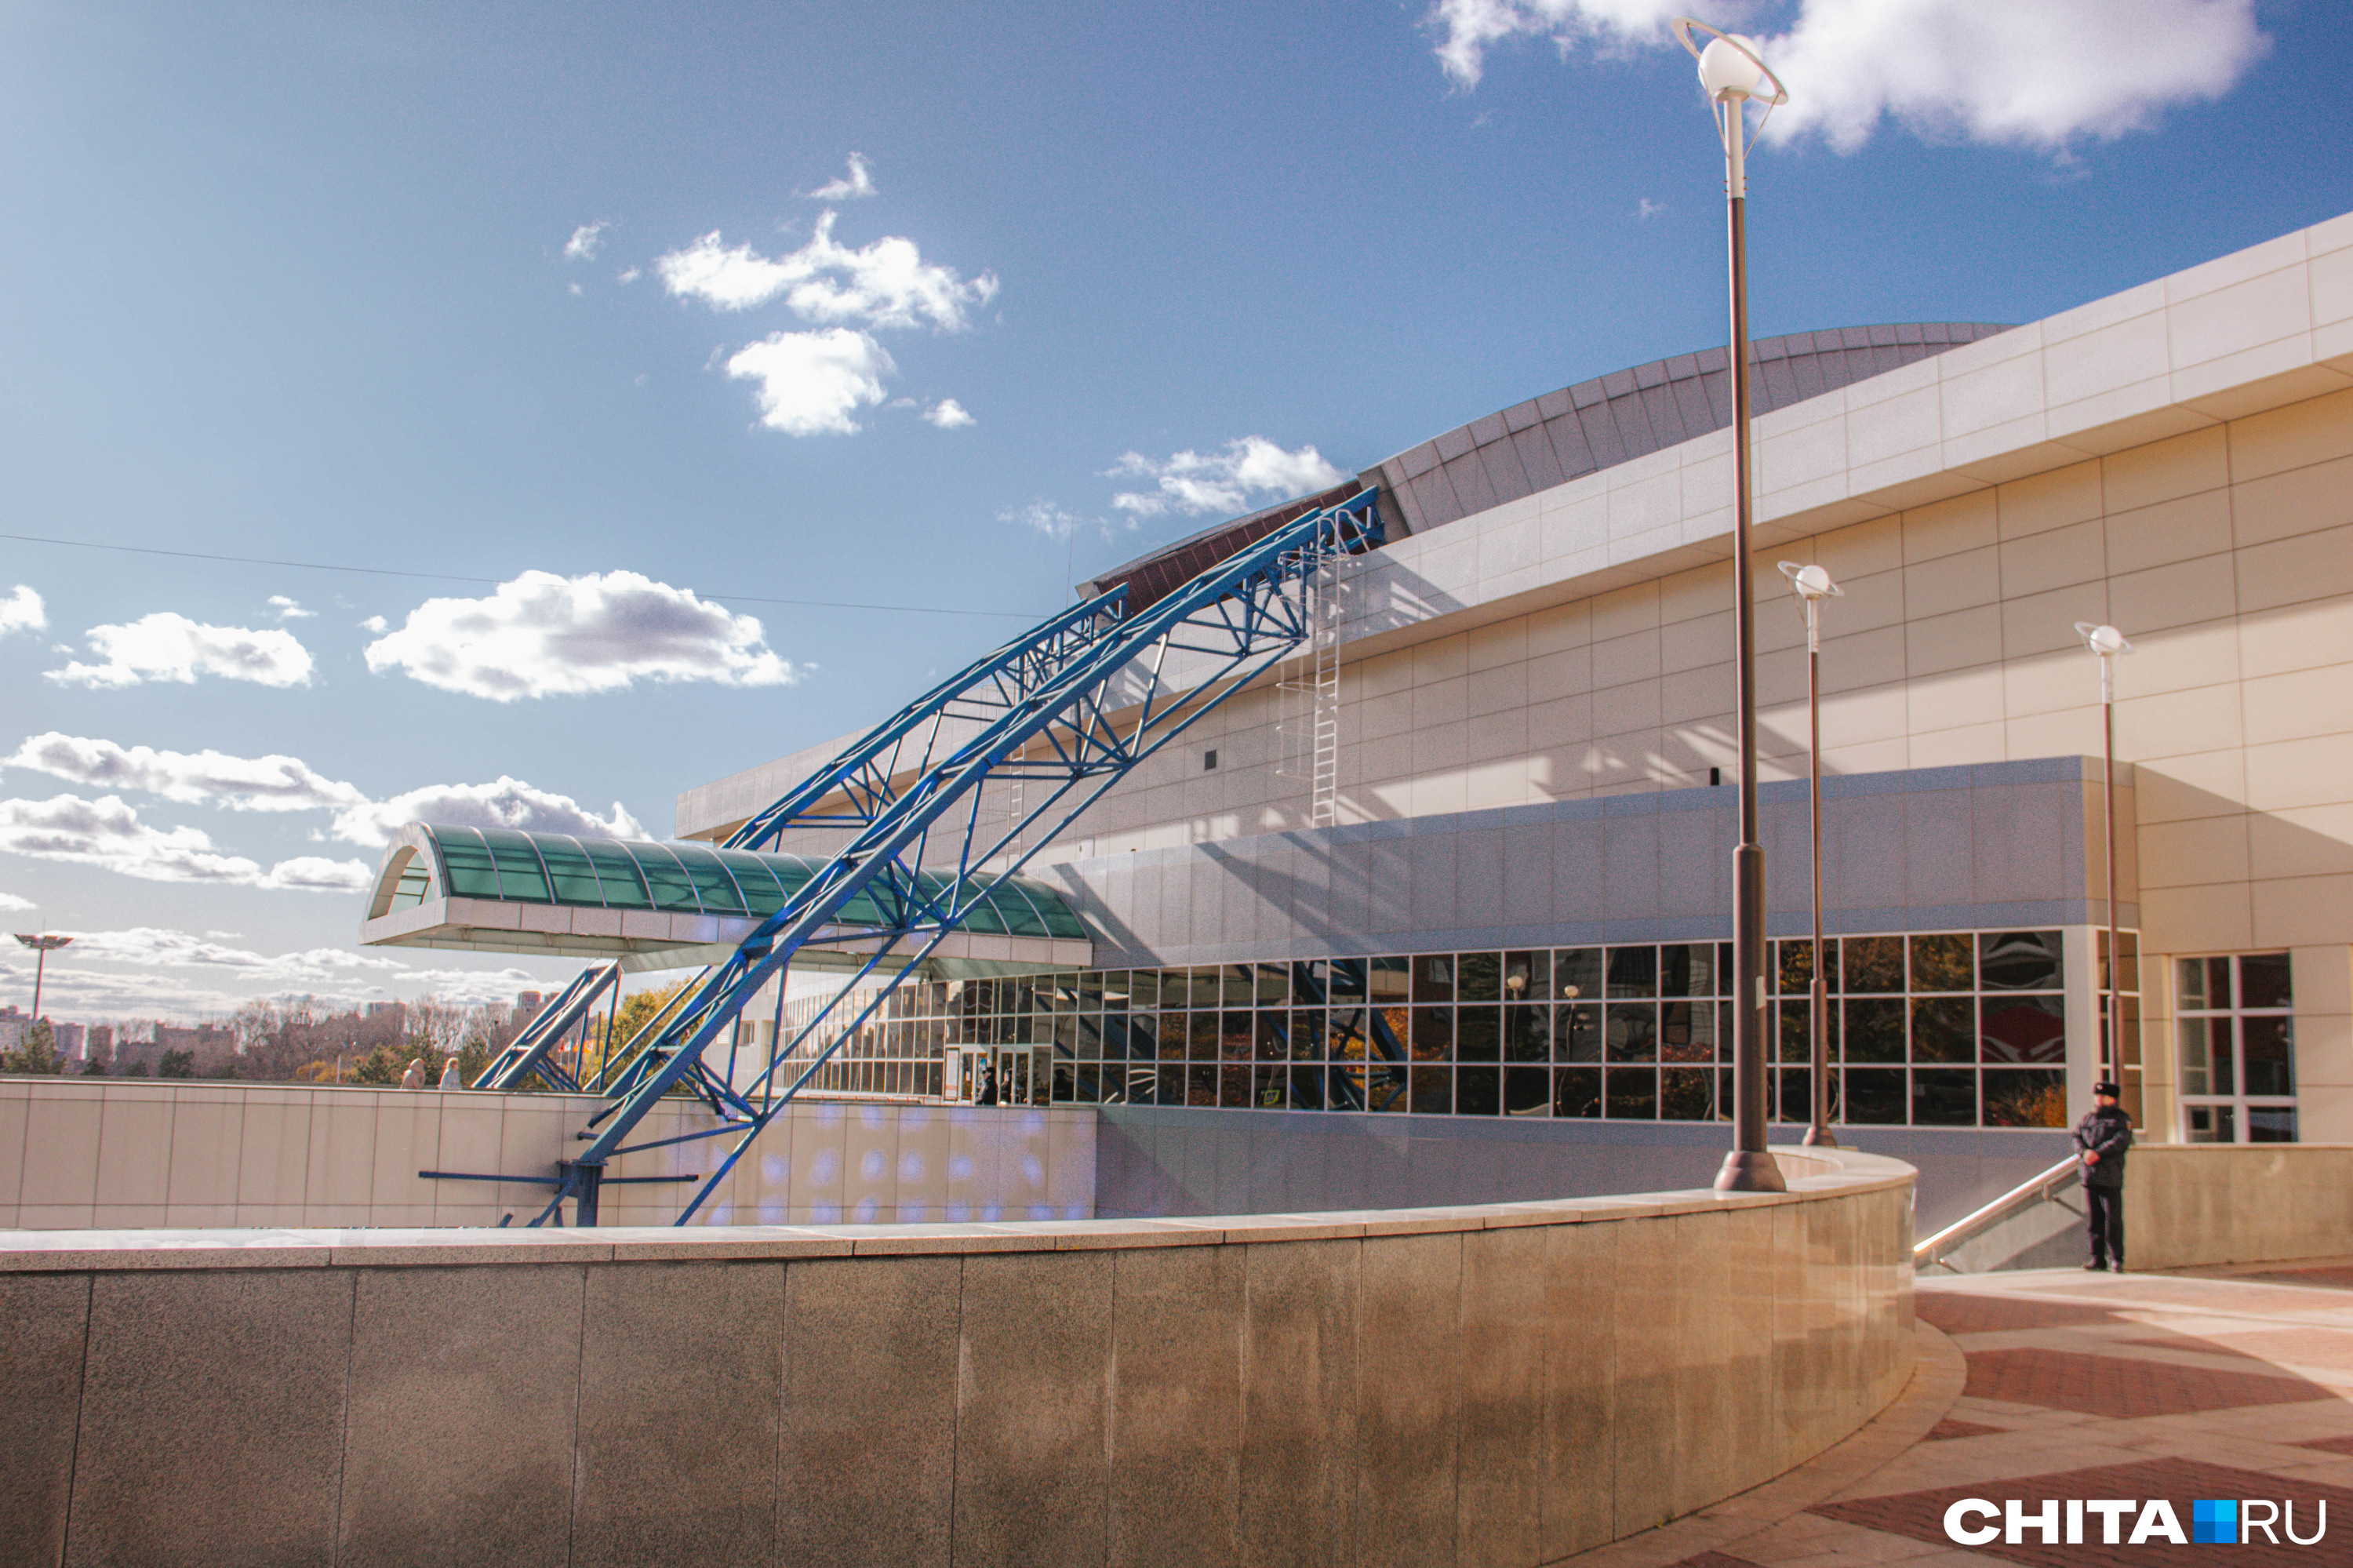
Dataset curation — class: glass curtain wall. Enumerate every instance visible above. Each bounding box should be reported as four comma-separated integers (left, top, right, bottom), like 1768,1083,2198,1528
734,927,2080,1130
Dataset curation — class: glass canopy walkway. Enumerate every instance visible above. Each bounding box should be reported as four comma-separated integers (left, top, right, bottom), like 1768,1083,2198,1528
361,822,1087,966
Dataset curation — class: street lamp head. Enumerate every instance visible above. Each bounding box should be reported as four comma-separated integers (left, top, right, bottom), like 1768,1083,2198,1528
2075,622,2133,658
1777,560,1843,601
1671,19,1787,106
13,933,71,952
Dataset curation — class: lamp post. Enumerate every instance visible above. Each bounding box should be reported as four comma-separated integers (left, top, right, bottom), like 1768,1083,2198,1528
13,933,71,1024
1675,18,1789,1193
2075,622,2134,1091
1779,562,1843,1147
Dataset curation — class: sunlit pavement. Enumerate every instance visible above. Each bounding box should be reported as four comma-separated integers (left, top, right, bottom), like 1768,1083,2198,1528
1563,1263,2353,1566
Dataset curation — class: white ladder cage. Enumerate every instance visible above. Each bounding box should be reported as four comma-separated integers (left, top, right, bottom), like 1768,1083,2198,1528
1275,554,1342,828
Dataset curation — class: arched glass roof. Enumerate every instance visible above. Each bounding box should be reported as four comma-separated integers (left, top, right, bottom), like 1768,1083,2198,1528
396,824,1086,940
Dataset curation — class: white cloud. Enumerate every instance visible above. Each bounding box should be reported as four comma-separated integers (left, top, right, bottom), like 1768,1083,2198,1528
0,585,45,637
922,398,975,429
1109,438,1347,519
267,595,316,620
807,151,878,200
616,266,642,285
0,892,32,912
46,613,315,689
361,614,388,633
330,777,644,848
564,220,609,261
1425,0,2268,151
0,793,367,890
1635,197,1664,220
364,569,798,700
655,213,998,330
1000,500,1095,542
5,733,369,813
726,329,898,436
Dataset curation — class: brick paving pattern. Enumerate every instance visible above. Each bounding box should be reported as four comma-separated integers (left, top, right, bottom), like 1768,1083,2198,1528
1562,1265,2353,1565
1962,1344,2335,1418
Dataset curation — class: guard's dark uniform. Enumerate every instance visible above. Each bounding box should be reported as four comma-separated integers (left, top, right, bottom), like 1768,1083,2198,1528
2073,1089,2133,1271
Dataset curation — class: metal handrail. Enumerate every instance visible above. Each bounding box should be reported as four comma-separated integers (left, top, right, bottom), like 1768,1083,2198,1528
1914,1154,2081,1271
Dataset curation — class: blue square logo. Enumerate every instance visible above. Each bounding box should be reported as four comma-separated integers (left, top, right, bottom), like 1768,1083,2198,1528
2193,1499,2238,1544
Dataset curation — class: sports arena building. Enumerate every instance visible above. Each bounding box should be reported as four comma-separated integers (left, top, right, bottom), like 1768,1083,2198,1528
369,209,2353,1173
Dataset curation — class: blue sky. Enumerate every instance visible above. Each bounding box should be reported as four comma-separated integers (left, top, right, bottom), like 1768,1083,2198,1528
0,0,2338,1022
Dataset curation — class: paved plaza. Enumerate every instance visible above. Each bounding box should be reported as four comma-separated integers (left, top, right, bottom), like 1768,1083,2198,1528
1573,1263,2353,1566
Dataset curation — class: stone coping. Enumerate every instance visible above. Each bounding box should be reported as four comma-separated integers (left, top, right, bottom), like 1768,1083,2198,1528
0,1145,1912,1273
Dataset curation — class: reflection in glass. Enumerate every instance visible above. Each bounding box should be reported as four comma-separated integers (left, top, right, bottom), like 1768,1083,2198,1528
1290,1010,1326,1062
1843,999,1905,1063
2242,952,2293,1010
1776,938,1819,995
1660,1068,1712,1121
2250,1107,2298,1142
1910,933,1973,992
1369,958,1411,1005
1555,1067,1602,1118
1409,1007,1453,1061
1981,1069,2066,1129
1661,1001,1715,1063
1253,1064,1288,1108
1979,995,2065,1064
1455,1006,1501,1061
1842,936,1903,993
1504,1005,1551,1063
1979,930,2063,991
1327,959,1369,1005
1912,1068,1976,1126
1844,1068,1906,1124
1557,1003,1602,1063
1254,1014,1289,1062
1554,947,1602,999
1607,946,1658,998
1504,950,1550,1002
2244,1015,2296,1097
1409,1064,1452,1114
1456,1064,1501,1115
1661,942,1716,997
1504,1065,1551,1115
1910,997,1974,1063
1413,954,1457,1003
1605,1002,1659,1062
1605,1066,1657,1119
1457,952,1502,1002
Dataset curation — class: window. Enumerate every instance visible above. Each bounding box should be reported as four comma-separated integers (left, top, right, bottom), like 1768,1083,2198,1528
2177,953,2297,1144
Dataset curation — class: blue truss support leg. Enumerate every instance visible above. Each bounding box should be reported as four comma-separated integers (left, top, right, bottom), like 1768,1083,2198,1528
473,961,620,1091
537,490,1383,1224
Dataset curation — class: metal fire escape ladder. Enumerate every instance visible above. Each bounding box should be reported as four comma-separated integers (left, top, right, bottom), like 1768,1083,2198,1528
535,489,1381,1226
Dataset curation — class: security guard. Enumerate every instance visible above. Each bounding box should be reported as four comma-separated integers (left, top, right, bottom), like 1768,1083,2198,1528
2074,1080,2133,1271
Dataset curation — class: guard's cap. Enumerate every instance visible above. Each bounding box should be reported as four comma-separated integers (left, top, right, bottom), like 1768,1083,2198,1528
2093,1080,2122,1097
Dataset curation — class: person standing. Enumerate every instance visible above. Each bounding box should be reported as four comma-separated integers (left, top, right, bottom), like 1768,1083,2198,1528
2075,1079,2133,1271
400,1057,425,1090
438,1057,461,1090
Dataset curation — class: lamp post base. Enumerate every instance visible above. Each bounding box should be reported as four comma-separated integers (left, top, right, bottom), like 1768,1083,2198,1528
1714,1149,1787,1193
1801,1126,1839,1148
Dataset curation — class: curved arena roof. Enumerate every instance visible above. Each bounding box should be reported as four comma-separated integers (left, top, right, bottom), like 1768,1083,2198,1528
1086,323,2009,609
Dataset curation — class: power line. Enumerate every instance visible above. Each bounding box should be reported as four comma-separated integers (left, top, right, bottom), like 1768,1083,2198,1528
0,529,1047,620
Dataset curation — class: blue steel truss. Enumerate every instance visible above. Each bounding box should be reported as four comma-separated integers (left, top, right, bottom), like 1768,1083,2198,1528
522,488,1380,1225
473,960,621,1093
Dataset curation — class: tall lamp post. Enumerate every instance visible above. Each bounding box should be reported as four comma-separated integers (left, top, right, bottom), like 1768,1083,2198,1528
1780,562,1843,1148
2075,622,2134,1093
13,933,73,1024
1674,18,1789,1193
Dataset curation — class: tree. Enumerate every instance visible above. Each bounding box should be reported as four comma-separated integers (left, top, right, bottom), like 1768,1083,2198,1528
2,1020,63,1075
578,979,694,1086
158,1048,195,1079
122,1059,148,1077
78,1053,107,1076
